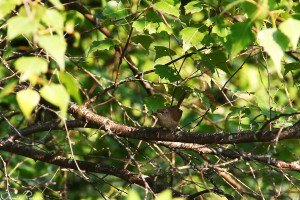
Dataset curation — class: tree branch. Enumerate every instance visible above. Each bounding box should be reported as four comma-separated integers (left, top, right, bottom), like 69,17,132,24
156,141,300,171
0,138,185,197
10,102,300,146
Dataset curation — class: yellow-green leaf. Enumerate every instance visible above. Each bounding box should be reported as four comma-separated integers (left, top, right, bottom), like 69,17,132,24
279,17,300,50
155,189,172,200
14,57,48,85
7,16,36,40
0,0,22,18
40,84,70,118
154,0,180,17
49,0,64,10
184,1,203,14
126,190,140,200
42,9,64,36
38,35,66,70
257,28,289,77
17,89,40,119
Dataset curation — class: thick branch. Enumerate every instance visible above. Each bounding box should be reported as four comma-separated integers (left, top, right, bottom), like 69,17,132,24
12,121,300,171
10,103,300,145
67,103,300,144
0,138,184,197
156,142,300,171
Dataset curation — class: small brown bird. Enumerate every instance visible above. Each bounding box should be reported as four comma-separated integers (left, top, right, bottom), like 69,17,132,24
155,93,186,130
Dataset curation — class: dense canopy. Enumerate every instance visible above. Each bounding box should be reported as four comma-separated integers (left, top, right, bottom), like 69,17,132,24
1,0,300,199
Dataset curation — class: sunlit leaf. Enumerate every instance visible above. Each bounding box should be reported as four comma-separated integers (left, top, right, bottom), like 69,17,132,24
180,27,203,51
212,22,229,37
257,28,289,77
7,16,36,40
242,1,269,22
0,0,22,18
132,20,146,33
145,21,159,34
32,191,45,200
42,9,64,35
40,84,70,118
184,1,203,14
0,81,16,102
49,0,64,10
126,190,140,200
154,0,180,17
38,35,67,70
279,17,300,49
14,57,48,85
17,89,40,119
155,189,172,200
132,10,162,34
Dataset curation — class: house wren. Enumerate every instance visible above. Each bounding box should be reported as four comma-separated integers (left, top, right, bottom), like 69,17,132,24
155,93,186,130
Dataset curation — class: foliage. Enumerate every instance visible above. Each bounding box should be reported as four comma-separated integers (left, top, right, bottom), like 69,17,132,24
0,0,300,199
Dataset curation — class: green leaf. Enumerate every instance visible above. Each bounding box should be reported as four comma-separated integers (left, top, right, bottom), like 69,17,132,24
0,81,16,103
257,28,289,77
279,17,300,49
7,16,36,40
154,0,180,17
88,39,115,54
132,20,146,33
184,1,203,14
154,46,176,60
59,71,82,104
146,22,159,34
132,10,162,34
284,62,300,75
49,0,64,10
103,0,128,19
200,50,229,74
0,0,22,18
242,1,269,22
155,65,181,82
40,84,70,118
24,4,47,21
212,22,229,37
226,21,255,58
155,189,172,200
157,22,173,35
173,86,191,101
131,35,153,52
144,95,167,111
42,9,64,35
38,35,67,70
16,89,40,119
126,190,140,200
180,27,203,51
14,57,48,85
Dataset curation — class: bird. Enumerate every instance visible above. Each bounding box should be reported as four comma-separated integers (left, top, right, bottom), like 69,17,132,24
154,93,186,130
